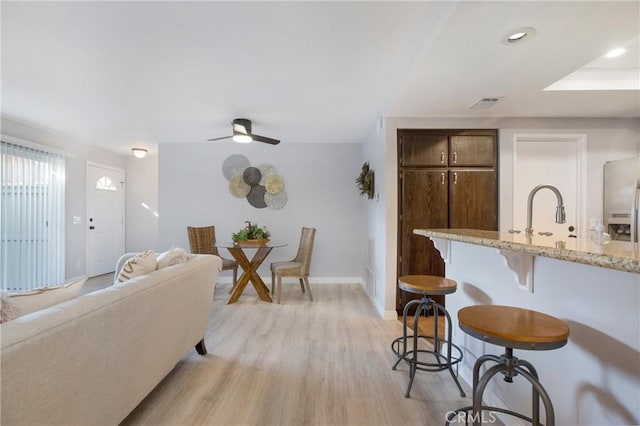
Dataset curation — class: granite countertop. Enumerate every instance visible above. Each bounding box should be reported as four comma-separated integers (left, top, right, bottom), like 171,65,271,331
414,228,640,274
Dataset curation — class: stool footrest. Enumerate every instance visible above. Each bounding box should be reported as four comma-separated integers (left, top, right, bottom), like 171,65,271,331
391,292,466,398
391,335,463,372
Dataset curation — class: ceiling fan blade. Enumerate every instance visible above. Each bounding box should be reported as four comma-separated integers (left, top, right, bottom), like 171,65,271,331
207,135,233,141
252,134,280,145
232,123,248,135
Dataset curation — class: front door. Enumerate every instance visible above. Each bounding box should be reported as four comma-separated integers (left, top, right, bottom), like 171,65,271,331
86,163,124,277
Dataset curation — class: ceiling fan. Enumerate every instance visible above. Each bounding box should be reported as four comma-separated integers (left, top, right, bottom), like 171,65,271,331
207,118,280,145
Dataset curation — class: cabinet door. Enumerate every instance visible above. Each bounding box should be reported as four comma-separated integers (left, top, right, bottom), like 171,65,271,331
450,135,496,167
449,170,498,230
398,170,448,311
399,131,448,167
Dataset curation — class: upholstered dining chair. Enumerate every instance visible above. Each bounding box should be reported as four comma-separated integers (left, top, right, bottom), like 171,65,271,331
187,226,237,287
270,227,316,304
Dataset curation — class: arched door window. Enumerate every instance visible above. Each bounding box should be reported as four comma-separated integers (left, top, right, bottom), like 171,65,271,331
96,176,117,191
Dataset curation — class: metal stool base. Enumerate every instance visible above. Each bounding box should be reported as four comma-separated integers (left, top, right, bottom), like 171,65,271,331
445,348,556,426
391,296,465,398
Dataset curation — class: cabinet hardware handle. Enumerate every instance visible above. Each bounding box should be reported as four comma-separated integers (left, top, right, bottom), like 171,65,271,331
453,152,458,163
440,152,445,163
453,172,458,184
440,173,445,184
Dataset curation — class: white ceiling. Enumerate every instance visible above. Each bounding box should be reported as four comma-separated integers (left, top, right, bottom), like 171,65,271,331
2,1,639,155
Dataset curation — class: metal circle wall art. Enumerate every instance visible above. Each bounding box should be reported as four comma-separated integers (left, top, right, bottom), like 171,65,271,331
229,175,251,198
258,163,277,185
265,175,284,194
243,167,262,186
265,191,287,210
222,155,287,210
247,185,268,208
222,154,251,181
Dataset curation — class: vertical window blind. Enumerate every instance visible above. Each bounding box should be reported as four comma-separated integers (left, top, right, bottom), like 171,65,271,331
1,141,65,291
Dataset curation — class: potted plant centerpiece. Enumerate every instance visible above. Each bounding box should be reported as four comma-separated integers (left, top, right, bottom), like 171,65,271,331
232,221,271,246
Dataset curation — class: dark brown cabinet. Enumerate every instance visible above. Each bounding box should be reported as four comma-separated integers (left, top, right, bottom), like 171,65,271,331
399,170,448,280
449,135,496,167
400,132,448,167
397,129,498,314
448,170,498,229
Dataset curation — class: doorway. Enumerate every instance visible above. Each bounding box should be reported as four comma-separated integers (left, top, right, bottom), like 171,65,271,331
512,134,587,238
86,162,125,277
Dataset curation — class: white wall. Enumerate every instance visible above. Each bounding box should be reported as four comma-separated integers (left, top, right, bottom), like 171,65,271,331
368,117,640,315
1,117,127,280
125,155,158,253
158,141,365,282
360,118,394,318
499,121,639,231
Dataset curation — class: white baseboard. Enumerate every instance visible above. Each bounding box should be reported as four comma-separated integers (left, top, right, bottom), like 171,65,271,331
308,277,364,284
216,276,399,321
360,282,397,320
369,295,397,320
216,276,365,285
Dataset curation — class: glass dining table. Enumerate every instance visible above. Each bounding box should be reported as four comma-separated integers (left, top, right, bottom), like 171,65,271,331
217,241,287,304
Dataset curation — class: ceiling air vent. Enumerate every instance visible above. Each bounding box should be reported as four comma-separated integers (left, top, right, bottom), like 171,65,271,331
469,97,502,109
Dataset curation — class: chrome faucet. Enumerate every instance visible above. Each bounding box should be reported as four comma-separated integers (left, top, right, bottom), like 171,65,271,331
525,184,566,234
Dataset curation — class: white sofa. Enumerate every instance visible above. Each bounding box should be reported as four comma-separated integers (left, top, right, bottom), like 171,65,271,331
1,253,222,426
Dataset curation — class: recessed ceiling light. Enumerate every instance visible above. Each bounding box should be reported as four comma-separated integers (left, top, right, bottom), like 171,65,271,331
502,27,536,45
508,32,527,42
605,48,626,58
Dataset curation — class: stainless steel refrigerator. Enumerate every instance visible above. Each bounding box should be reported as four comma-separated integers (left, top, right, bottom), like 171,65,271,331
604,156,640,243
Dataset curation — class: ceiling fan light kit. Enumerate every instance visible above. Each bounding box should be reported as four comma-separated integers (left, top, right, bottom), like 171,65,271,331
208,118,281,145
233,134,253,143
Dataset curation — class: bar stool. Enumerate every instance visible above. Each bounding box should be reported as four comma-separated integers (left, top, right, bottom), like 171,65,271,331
446,305,570,426
391,275,465,398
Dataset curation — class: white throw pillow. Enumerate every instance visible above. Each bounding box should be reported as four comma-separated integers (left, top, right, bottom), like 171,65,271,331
9,279,86,319
117,249,157,283
157,248,191,269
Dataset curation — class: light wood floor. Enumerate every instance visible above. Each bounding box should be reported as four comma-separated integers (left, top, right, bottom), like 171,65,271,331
118,282,470,426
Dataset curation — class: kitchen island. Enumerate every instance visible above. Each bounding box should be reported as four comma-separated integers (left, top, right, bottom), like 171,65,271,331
414,228,639,426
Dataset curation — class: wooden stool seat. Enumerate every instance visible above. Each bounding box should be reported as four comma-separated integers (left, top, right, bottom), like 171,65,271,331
458,305,570,351
447,305,570,426
398,275,457,296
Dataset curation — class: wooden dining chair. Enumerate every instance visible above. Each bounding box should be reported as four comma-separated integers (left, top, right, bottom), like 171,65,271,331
270,227,316,304
187,226,237,287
